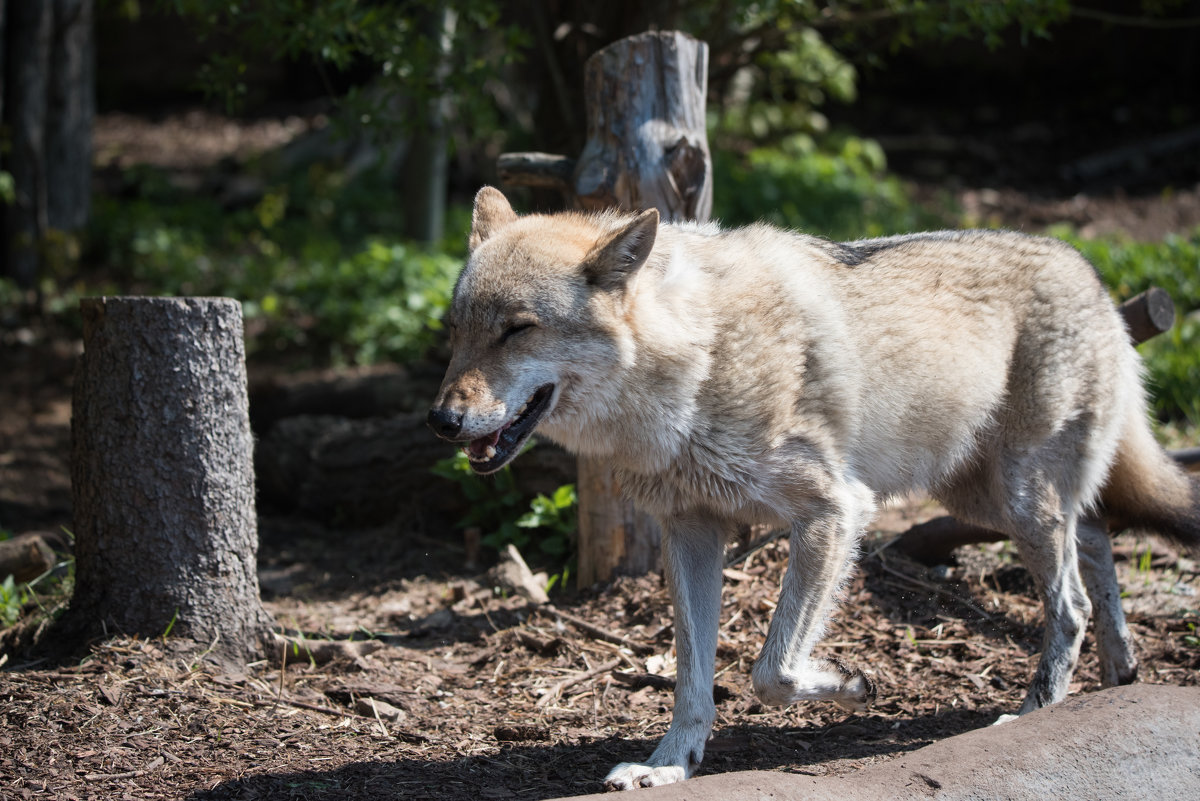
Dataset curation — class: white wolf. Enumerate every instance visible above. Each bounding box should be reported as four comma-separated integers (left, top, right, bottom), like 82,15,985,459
428,187,1199,790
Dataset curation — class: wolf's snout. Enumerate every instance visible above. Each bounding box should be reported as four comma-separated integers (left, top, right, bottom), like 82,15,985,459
427,406,464,439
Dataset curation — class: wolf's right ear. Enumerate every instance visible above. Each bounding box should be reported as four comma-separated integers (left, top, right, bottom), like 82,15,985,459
583,208,659,291
469,187,518,253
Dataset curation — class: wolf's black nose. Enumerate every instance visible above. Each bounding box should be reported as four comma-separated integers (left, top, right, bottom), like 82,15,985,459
427,407,464,439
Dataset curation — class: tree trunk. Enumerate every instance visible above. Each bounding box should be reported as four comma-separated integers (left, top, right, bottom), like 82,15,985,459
67,297,274,663
2,0,50,289
400,6,454,244
572,32,712,586
46,0,94,232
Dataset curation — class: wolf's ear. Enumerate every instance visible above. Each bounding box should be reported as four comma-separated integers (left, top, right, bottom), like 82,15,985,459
469,187,518,253
583,208,659,290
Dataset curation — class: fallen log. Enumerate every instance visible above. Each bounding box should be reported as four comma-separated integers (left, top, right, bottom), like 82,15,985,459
0,533,55,583
550,684,1200,801
254,412,576,525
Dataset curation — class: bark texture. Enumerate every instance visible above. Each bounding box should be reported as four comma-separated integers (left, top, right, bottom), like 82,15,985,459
572,31,712,587
0,0,93,287
46,0,94,232
2,0,51,288
68,297,274,663
574,31,712,221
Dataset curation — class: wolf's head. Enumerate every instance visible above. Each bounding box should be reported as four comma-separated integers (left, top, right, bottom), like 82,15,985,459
427,187,659,474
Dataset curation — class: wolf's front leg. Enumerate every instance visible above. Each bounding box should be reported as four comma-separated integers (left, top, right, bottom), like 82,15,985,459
752,481,876,711
605,517,725,791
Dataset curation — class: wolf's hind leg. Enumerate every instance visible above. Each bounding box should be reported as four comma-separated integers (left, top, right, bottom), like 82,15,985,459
1077,519,1138,686
1006,506,1093,714
751,480,876,711
605,516,725,791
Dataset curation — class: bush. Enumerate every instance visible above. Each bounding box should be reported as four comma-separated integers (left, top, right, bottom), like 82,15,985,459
86,166,462,366
1048,227,1200,423
712,134,945,240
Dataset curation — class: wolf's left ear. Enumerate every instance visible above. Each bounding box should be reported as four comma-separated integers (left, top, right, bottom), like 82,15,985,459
583,208,660,290
469,187,518,253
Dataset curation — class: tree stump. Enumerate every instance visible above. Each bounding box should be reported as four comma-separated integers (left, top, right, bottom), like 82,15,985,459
66,297,274,663
574,31,713,220
560,31,712,587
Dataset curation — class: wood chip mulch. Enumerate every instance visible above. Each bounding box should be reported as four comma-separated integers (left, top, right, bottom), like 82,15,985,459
2,522,1196,801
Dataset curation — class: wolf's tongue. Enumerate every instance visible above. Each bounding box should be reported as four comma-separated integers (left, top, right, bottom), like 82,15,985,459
468,430,501,459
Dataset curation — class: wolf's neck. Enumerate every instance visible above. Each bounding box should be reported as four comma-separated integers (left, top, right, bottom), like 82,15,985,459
540,245,717,470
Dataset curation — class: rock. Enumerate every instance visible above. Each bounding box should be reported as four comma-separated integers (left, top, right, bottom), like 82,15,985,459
550,684,1200,800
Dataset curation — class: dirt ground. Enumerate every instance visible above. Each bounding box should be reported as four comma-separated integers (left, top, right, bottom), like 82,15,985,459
1,111,1199,799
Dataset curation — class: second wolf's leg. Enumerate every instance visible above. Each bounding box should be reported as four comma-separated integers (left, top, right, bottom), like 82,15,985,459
605,516,725,791
751,480,875,710
1076,518,1138,686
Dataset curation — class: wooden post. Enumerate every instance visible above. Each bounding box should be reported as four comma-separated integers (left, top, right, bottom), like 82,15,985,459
498,31,712,586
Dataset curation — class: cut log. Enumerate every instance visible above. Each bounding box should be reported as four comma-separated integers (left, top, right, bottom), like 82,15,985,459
1116,286,1175,344
0,534,55,583
65,297,274,663
496,152,576,194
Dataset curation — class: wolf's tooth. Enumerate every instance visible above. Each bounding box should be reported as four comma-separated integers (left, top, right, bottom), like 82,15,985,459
485,445,497,459
517,403,527,415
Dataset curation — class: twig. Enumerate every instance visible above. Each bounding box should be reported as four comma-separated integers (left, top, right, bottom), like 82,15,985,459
84,769,147,781
250,695,373,721
546,606,655,655
536,658,620,708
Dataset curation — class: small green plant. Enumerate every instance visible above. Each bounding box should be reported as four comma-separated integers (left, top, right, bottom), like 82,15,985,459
1182,621,1199,648
161,608,179,640
515,484,577,558
0,575,27,628
1137,545,1154,576
432,448,578,564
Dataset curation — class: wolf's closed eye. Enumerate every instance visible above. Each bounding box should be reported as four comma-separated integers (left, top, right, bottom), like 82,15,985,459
500,322,535,344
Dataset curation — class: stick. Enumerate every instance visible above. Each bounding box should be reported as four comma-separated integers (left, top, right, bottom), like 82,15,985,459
546,606,655,655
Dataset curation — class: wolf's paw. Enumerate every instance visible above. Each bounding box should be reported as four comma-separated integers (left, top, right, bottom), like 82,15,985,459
604,763,687,791
832,660,877,712
991,713,1020,726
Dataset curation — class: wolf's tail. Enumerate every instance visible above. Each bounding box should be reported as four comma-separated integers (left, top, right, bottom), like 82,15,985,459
1101,408,1200,550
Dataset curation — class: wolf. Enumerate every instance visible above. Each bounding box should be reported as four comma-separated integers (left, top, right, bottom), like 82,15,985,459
428,186,1199,790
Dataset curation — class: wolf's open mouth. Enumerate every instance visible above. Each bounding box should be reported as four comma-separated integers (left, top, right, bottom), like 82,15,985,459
464,384,555,474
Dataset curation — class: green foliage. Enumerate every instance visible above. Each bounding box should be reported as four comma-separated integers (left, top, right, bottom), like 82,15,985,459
161,0,530,135
432,449,578,564
1047,226,1200,423
703,0,1072,146
87,166,462,366
0,575,25,628
713,133,943,240
516,484,578,559
1184,621,1199,649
